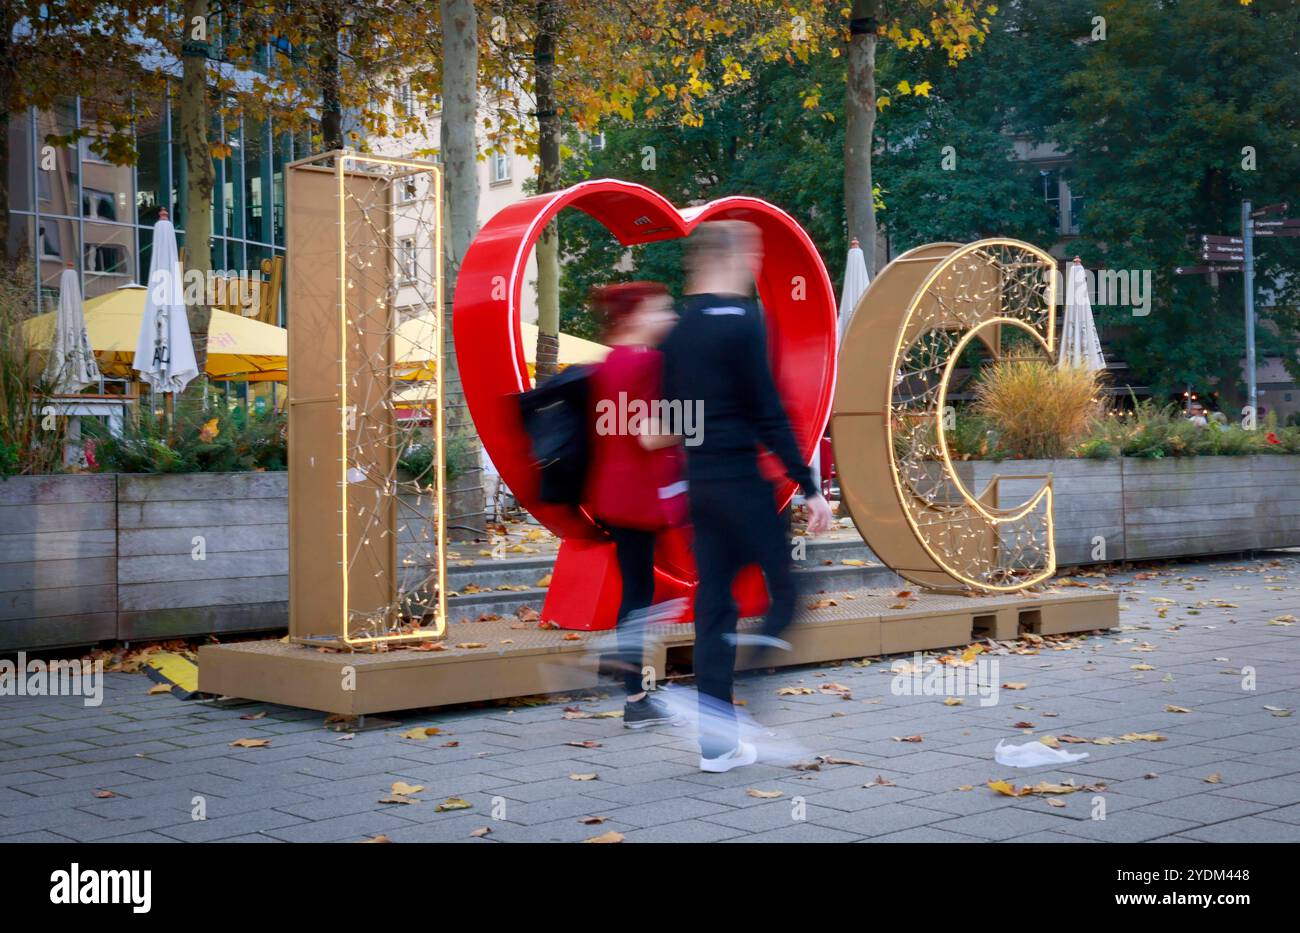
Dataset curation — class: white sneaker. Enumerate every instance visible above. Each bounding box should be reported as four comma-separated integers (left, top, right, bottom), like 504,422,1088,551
723,633,792,651
699,740,759,773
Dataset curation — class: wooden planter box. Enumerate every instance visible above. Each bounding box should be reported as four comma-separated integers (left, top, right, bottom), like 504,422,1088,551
0,474,118,650
0,472,289,651
0,471,456,651
115,473,289,642
2,456,1296,651
956,455,1300,566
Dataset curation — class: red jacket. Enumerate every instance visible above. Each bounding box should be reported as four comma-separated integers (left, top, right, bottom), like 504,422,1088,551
584,345,685,531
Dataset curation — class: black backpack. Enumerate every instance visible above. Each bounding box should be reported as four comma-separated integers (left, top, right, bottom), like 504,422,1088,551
517,365,594,505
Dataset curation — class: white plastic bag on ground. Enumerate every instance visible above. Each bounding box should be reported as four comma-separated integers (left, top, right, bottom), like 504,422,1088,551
994,739,1089,767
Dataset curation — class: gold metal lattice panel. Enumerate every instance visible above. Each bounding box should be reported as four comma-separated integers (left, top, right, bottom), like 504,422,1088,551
833,239,1059,593
285,150,447,647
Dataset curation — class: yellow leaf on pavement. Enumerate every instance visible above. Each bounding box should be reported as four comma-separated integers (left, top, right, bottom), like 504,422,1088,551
399,726,442,741
583,831,624,843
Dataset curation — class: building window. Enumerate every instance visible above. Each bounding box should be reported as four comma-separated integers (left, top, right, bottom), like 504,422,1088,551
39,223,62,259
491,151,511,185
400,176,418,202
589,132,606,152
399,236,417,282
1040,168,1062,234
83,187,118,221
397,82,413,115
85,242,129,276
244,116,270,244
78,137,110,164
1067,187,1084,235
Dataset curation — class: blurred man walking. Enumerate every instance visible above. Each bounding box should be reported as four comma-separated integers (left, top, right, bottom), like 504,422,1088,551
662,221,833,773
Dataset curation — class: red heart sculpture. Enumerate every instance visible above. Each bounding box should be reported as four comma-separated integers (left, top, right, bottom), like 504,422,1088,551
453,179,837,629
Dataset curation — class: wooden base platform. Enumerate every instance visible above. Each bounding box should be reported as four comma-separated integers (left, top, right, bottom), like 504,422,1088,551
197,587,1119,715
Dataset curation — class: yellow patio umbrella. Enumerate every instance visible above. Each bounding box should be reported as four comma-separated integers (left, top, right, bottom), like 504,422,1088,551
393,381,438,411
394,313,439,381
394,315,608,380
519,322,610,374
23,284,287,382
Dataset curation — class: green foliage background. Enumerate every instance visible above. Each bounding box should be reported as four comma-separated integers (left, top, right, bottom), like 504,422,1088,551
554,0,1300,405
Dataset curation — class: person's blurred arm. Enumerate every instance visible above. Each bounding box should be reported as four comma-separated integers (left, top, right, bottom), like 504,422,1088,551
744,314,833,533
632,349,681,450
743,313,816,495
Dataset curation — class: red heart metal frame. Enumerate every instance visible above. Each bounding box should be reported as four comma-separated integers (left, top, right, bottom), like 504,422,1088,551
453,179,837,629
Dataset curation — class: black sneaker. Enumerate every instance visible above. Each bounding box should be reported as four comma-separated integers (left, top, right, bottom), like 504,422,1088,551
623,695,676,729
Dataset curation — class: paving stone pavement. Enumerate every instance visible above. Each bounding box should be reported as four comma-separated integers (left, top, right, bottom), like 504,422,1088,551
2,552,1298,843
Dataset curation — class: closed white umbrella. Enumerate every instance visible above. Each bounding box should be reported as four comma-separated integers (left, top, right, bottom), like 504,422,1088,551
1059,257,1106,373
44,262,100,392
838,237,871,345
133,209,199,393
812,238,872,497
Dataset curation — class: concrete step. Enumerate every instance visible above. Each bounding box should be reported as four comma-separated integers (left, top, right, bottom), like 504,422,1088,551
444,532,901,622
446,532,879,590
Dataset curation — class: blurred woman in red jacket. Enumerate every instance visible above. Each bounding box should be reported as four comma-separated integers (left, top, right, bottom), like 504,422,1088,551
584,282,684,728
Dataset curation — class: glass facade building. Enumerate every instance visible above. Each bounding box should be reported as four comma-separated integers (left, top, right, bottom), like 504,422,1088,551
7,85,306,326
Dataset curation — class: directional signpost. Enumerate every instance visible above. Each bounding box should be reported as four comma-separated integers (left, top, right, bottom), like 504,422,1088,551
1178,234,1246,276
1252,218,1300,238
1243,201,1257,417
1200,235,1244,261
1244,203,1296,416
1174,265,1245,275
1250,202,1289,218
1178,201,1297,419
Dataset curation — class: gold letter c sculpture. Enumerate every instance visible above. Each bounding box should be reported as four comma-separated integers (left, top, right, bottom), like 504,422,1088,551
832,238,1059,593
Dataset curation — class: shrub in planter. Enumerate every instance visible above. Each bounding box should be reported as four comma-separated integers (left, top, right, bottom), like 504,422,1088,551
1197,420,1257,456
1074,436,1119,460
85,400,287,473
1120,404,1201,458
1070,402,1300,459
947,413,1010,461
398,431,477,486
1269,428,1300,454
972,351,1103,460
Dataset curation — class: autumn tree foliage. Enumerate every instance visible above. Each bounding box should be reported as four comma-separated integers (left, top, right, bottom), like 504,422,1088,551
472,0,997,380
1,2,164,260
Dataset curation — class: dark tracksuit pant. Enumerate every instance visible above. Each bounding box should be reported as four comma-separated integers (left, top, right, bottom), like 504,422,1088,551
608,525,656,696
689,474,795,758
